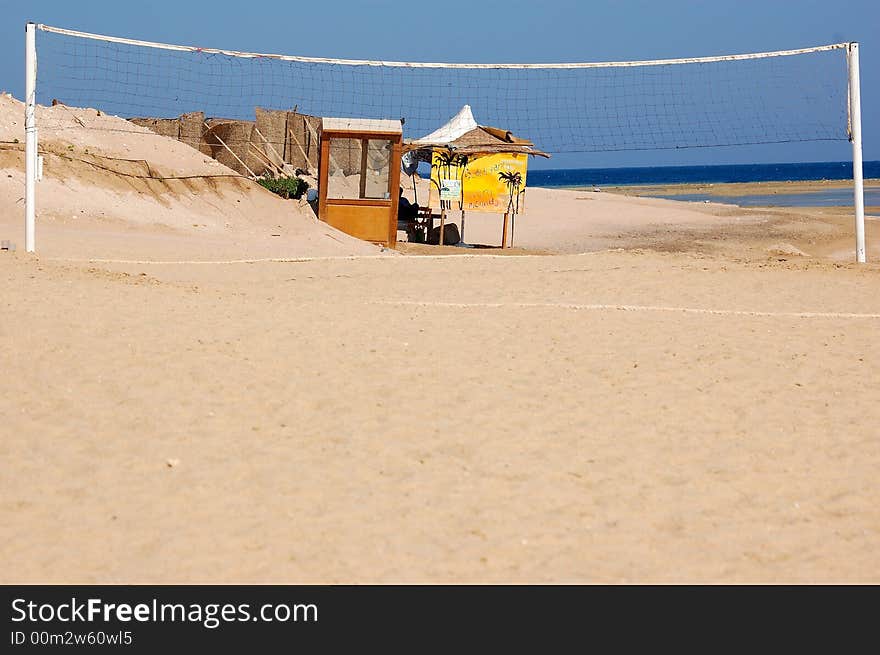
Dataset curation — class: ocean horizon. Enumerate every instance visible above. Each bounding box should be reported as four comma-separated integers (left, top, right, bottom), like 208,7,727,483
528,160,880,188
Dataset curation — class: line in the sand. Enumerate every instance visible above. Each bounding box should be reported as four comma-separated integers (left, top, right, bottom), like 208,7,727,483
48,255,392,265
46,251,606,265
373,300,880,320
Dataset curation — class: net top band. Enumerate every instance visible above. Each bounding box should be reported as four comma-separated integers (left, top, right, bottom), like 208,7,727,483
35,24,850,69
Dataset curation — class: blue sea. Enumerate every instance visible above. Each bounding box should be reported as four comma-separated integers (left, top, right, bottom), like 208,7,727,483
529,161,880,207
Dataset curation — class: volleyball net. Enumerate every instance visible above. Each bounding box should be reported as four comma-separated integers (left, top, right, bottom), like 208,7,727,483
22,24,866,259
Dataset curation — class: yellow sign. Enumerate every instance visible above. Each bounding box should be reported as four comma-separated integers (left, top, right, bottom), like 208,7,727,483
430,151,528,214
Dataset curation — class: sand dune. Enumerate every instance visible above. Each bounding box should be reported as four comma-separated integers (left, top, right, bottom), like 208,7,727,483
0,94,382,260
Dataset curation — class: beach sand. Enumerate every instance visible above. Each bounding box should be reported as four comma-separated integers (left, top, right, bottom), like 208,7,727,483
2,97,879,583
2,251,879,584
401,177,880,262
596,177,880,198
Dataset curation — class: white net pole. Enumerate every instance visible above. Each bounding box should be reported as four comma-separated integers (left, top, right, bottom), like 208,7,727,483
25,22,37,253
847,42,866,263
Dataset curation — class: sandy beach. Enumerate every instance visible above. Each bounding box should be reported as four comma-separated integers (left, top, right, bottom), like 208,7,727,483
2,250,879,584
2,95,879,583
596,177,880,198
400,175,880,262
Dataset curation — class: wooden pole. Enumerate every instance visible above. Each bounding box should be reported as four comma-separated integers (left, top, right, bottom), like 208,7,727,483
247,141,282,177
439,207,446,246
204,122,257,179
287,128,311,170
459,170,466,244
317,137,329,221
388,139,402,248
253,125,286,169
358,138,368,199
501,212,510,249
304,117,322,173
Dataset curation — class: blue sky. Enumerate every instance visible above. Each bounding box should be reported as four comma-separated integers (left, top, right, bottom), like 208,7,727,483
1,0,875,168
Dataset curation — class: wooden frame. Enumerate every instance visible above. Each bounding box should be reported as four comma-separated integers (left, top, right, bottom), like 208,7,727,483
318,128,402,247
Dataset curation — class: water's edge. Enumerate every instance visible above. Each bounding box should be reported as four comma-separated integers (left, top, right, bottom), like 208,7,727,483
528,161,880,189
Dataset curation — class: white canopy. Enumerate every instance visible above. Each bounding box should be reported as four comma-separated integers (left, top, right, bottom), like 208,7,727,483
412,105,478,145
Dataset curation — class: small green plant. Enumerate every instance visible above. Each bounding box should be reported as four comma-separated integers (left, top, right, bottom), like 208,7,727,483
257,175,309,200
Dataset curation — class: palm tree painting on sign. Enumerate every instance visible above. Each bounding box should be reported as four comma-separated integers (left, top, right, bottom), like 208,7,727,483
431,150,468,211
499,170,525,247
498,170,524,214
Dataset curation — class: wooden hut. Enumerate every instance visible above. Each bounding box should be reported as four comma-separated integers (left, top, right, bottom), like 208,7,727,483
317,117,403,247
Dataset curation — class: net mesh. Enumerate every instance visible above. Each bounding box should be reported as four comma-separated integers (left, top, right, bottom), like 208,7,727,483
36,27,850,156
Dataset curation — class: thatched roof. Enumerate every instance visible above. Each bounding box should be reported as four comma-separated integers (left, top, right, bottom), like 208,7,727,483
406,105,550,159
